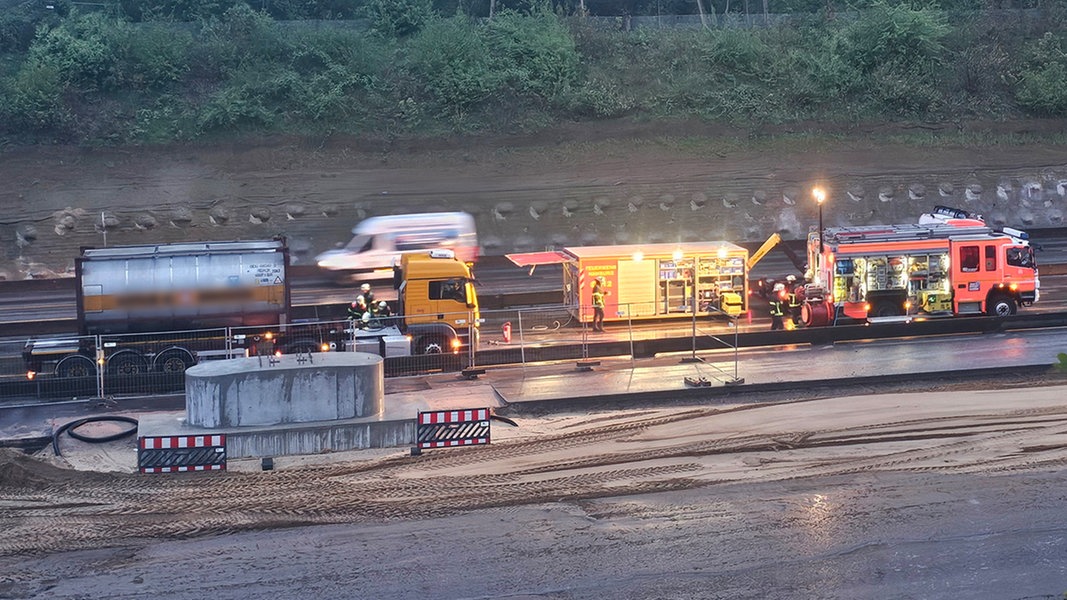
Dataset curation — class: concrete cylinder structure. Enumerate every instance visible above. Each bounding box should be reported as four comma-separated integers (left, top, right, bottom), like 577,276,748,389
185,352,384,428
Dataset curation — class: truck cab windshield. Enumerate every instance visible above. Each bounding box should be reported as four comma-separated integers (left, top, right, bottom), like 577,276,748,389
430,279,468,303
1007,247,1035,269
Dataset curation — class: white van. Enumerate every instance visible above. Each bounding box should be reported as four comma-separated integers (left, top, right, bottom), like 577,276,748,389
315,212,479,277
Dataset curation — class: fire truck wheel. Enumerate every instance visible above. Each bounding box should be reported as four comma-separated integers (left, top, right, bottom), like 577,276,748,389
417,336,445,355
987,295,1017,317
871,301,902,317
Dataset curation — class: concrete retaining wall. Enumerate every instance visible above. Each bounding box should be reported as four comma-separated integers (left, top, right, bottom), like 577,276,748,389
185,352,384,428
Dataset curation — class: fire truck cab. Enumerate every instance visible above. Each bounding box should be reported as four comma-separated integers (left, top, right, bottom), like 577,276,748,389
803,220,1039,326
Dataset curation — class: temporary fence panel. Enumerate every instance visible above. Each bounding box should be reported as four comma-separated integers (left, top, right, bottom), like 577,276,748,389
514,305,590,364
416,408,491,449
99,328,230,396
138,434,227,473
17,334,102,401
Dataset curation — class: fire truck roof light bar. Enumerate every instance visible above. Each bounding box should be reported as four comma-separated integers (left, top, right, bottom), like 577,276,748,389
1000,226,1029,240
824,224,1007,245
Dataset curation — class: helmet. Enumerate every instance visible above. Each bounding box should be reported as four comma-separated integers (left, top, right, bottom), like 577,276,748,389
360,283,371,293
356,294,366,306
773,283,786,292
378,300,388,309
595,276,605,283
786,275,796,283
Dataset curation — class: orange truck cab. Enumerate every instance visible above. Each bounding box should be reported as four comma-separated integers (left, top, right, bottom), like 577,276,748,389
394,249,480,354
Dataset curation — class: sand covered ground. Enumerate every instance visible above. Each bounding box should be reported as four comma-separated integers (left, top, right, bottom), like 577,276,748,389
2,380,1067,598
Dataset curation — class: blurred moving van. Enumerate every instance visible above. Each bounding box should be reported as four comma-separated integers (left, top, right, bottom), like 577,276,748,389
315,212,479,277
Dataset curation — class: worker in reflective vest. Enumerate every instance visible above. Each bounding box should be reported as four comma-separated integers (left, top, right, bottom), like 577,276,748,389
769,283,786,331
592,276,607,332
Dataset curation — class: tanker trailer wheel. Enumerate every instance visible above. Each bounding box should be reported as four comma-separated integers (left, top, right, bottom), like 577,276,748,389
156,350,194,374
417,336,446,355
987,294,1017,317
107,351,148,376
55,355,96,378
287,343,318,355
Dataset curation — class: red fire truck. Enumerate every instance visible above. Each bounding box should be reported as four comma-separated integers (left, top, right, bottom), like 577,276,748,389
801,215,1039,326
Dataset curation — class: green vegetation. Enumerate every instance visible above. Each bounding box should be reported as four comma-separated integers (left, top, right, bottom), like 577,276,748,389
0,0,1064,144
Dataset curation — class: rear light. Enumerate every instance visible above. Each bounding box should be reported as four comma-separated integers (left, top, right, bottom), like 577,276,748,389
320,343,330,352
26,371,35,380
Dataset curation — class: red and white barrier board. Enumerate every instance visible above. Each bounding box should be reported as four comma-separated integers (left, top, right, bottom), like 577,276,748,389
138,434,227,474
417,408,491,449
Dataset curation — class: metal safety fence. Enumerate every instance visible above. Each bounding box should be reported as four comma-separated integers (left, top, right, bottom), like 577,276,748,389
0,302,743,403
474,302,741,378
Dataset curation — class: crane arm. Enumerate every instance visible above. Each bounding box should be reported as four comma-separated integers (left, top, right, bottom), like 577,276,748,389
747,232,782,270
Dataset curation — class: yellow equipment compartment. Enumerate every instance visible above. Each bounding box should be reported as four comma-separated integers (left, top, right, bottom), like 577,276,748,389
563,241,749,323
920,289,953,313
719,292,744,317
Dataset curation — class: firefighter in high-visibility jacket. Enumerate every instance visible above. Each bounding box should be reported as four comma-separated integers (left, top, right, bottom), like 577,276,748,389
785,274,803,326
348,295,368,325
769,283,786,331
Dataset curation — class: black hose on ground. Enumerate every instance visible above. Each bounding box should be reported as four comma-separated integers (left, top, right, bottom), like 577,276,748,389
490,414,518,427
52,416,139,457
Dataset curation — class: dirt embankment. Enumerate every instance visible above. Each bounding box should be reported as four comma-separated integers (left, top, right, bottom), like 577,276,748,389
2,119,1066,280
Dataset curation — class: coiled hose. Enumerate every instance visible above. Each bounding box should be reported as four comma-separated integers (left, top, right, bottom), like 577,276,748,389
52,416,139,457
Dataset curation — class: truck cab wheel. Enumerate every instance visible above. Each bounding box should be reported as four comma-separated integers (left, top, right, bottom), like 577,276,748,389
418,336,445,355
987,295,1017,317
